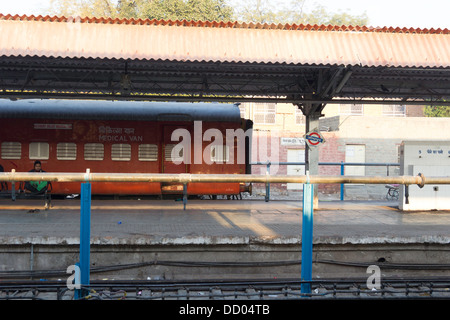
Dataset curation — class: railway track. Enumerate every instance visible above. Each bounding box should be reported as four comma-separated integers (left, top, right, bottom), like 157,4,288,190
1,278,449,300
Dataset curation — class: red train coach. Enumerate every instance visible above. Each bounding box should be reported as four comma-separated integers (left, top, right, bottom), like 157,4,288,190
0,99,252,197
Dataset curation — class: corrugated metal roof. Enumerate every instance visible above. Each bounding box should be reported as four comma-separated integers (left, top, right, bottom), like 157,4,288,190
1,14,448,33
0,14,449,68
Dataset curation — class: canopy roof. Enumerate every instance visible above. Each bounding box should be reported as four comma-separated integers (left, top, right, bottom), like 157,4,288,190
1,14,448,67
0,14,449,106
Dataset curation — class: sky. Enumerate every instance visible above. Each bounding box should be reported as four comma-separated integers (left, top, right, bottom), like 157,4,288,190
1,0,449,29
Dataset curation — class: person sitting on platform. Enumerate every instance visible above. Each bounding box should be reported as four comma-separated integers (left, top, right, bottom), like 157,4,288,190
0,164,7,191
24,160,48,194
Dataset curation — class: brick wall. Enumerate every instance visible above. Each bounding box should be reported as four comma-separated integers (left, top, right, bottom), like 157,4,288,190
318,133,344,193
247,111,449,199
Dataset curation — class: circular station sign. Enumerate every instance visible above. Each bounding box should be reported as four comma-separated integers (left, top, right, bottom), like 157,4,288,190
304,129,325,148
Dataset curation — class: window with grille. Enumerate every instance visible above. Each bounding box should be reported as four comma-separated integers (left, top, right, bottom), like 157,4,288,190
211,145,230,163
383,105,406,117
29,142,49,160
112,144,131,161
84,143,104,160
339,104,363,116
253,103,276,124
165,144,184,162
1,142,21,159
139,144,158,161
57,143,77,160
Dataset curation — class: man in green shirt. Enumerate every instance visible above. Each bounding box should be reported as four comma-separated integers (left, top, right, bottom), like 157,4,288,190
25,160,48,194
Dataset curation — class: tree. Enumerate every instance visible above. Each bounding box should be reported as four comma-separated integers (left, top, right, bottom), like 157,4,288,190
48,0,368,25
144,0,233,21
233,0,369,26
236,0,278,24
424,105,450,117
48,0,234,21
48,0,121,18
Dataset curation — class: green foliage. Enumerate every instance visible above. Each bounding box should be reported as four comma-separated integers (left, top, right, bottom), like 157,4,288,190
48,0,369,26
424,105,450,117
234,0,369,26
48,0,234,21
144,0,234,21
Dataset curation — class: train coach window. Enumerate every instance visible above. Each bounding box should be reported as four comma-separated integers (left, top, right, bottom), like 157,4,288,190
84,143,104,161
139,144,158,161
29,142,49,160
211,145,230,163
57,143,77,160
112,144,131,161
1,142,21,159
165,144,183,162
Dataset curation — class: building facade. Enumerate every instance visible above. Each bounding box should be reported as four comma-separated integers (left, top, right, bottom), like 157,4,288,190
240,102,449,200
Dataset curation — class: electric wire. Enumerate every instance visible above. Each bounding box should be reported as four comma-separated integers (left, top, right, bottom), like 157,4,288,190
0,258,449,279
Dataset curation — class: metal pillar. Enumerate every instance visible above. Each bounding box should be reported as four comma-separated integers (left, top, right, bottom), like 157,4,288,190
265,161,270,202
340,161,345,201
183,183,187,210
301,181,314,295
75,182,91,299
305,111,320,209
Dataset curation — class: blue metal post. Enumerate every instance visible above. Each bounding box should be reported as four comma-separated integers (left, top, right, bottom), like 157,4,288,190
75,182,91,299
340,161,344,201
183,183,187,210
301,182,314,295
265,162,270,202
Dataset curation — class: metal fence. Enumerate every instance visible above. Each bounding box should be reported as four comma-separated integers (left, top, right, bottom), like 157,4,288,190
251,162,400,201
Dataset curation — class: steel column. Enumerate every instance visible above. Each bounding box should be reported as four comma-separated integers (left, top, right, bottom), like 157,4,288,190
301,182,314,295
305,110,320,209
183,183,187,210
75,182,91,299
340,161,345,201
265,162,270,202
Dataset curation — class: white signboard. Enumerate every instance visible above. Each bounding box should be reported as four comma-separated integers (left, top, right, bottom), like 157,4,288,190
280,137,305,146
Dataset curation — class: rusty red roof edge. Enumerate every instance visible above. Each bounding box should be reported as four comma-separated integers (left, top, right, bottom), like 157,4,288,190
1,13,448,34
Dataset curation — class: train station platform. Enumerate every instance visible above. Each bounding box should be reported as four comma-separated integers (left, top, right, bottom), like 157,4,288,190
0,198,449,280
0,199,449,246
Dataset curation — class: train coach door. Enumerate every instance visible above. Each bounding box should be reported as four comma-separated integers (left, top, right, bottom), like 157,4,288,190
162,125,191,174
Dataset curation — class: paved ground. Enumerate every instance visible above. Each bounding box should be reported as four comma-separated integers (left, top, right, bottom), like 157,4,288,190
0,198,449,246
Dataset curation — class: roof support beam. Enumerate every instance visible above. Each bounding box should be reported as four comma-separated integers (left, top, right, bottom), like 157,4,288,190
2,91,449,105
295,67,353,209
304,106,320,209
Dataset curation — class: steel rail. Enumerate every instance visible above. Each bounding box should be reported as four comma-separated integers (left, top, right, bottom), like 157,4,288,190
0,171,449,186
1,278,449,300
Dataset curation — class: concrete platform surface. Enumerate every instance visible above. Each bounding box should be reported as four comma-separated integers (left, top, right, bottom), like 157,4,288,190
0,199,449,246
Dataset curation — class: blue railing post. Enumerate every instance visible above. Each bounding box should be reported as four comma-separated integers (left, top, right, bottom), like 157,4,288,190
75,182,91,299
183,183,187,210
301,181,314,295
340,161,344,201
265,161,270,202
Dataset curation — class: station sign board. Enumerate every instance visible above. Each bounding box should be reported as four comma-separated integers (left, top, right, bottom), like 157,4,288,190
304,129,325,148
280,137,305,146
